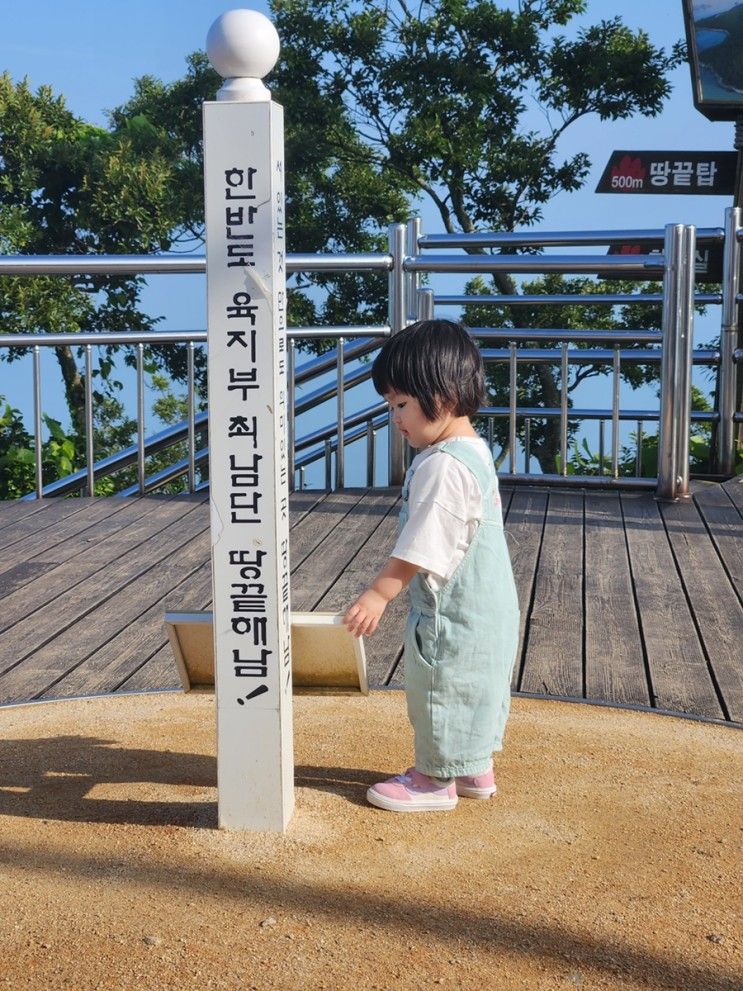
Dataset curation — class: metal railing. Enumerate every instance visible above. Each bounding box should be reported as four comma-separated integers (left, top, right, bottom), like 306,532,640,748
1,212,740,501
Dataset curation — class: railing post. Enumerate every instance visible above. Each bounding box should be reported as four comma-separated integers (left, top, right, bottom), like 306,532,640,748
718,206,741,475
657,224,685,501
388,222,407,486
675,225,696,499
288,339,295,490
335,336,345,488
203,9,293,832
406,218,421,323
417,287,435,320
32,346,43,499
85,344,95,497
136,343,146,495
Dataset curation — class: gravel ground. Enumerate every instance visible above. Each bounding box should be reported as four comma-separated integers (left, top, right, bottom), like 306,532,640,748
0,692,740,991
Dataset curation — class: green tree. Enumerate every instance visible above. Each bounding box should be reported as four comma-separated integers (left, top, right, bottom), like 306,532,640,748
0,73,198,496
268,0,684,468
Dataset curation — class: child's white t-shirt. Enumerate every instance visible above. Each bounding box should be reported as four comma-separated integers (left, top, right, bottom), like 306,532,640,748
391,436,501,591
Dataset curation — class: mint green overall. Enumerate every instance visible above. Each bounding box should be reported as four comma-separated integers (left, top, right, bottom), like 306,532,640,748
401,440,520,779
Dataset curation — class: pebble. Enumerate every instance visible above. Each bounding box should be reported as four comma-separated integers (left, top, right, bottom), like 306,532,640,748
260,917,277,928
143,935,162,947
706,934,724,944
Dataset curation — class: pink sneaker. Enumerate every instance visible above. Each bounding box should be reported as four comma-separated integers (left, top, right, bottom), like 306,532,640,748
367,768,458,812
455,768,497,799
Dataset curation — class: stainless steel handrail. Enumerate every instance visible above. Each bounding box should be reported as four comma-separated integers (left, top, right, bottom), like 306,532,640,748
479,347,717,365
436,293,722,306
20,412,209,499
404,254,666,275
2,215,736,497
0,253,392,276
418,227,725,249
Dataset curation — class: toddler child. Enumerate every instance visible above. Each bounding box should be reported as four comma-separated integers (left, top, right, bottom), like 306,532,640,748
343,319,520,812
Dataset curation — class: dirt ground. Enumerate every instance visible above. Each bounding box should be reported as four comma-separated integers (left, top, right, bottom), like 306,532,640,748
0,691,740,991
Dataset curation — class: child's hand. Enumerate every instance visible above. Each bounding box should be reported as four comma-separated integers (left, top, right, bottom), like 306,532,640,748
343,589,388,638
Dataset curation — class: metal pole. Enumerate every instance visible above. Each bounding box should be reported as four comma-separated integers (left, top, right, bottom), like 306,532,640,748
675,225,697,499
657,224,685,501
417,287,435,321
509,342,517,474
718,206,741,474
406,218,421,323
335,337,345,488
366,421,375,487
288,339,296,490
612,345,621,478
599,420,605,476
187,342,196,494
33,346,43,498
137,344,146,495
525,418,531,473
560,342,568,476
636,420,644,477
388,223,407,486
85,344,95,497
325,439,332,490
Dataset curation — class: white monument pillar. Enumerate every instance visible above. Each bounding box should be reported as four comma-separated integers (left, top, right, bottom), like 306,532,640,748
203,9,293,832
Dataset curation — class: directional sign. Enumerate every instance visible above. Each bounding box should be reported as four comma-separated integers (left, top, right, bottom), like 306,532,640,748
599,242,724,282
596,151,737,196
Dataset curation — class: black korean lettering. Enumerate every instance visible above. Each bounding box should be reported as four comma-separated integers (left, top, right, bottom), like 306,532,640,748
232,647,271,678
226,292,258,323
226,328,257,354
227,416,257,444
228,548,266,579
228,367,259,399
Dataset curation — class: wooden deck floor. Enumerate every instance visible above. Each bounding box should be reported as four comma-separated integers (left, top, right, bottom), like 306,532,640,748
0,479,741,723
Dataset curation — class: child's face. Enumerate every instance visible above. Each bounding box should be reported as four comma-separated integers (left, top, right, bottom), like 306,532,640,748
384,390,456,449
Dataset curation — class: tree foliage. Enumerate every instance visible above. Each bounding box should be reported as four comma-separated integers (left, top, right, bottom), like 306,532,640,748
271,0,684,241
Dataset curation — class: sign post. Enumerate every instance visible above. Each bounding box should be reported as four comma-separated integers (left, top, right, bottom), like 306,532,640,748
203,9,293,832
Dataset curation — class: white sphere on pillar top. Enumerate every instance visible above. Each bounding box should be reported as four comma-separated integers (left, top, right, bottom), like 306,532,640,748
206,8,281,102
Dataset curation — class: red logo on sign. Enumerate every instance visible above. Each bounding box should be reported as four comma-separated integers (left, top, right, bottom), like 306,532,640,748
610,155,646,191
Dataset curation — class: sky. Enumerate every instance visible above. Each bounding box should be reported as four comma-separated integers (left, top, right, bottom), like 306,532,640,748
1,1,736,483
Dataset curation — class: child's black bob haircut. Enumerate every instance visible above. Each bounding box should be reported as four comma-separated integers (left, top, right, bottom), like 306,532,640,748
371,319,485,422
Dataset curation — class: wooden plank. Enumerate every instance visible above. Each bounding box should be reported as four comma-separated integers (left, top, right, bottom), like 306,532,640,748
289,489,367,569
584,491,648,706
503,487,549,690
520,490,584,697
660,497,743,722
118,641,183,694
0,495,96,552
721,475,743,515
692,482,743,605
621,493,724,719
0,522,211,704
289,489,328,528
312,491,401,686
0,497,51,532
0,497,205,636
38,560,213,700
0,497,149,594
291,489,398,611
0,500,208,679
